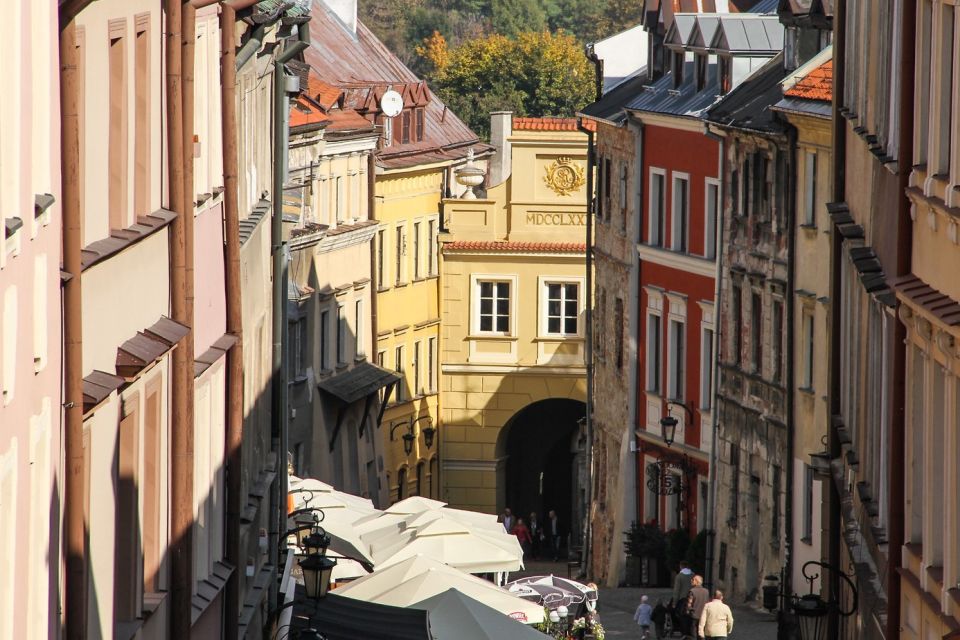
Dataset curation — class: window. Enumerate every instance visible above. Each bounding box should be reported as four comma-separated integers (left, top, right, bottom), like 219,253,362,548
802,464,814,543
615,298,624,370
401,111,411,144
115,398,140,622
395,224,406,285
671,175,689,252
545,282,579,336
355,300,365,358
803,151,817,226
700,327,714,409
772,299,783,383
289,318,307,378
427,337,436,393
413,340,421,396
646,312,662,393
413,221,421,279
672,50,684,88
695,53,707,91
377,229,386,288
429,457,439,499
596,156,605,220
705,180,719,259
395,345,405,402
668,319,685,400
603,158,612,218
730,168,740,217
335,176,343,223
728,446,740,527
644,462,659,522
477,281,511,334
751,292,762,374
134,21,150,217
396,467,407,500
619,163,628,230
143,382,161,592
649,169,666,246
932,5,954,176
109,27,128,232
383,116,393,148
336,305,346,365
802,311,814,388
718,542,727,580
741,157,751,217
416,108,424,142
319,310,329,370
731,284,742,366
416,462,425,496
427,219,437,275
719,56,732,94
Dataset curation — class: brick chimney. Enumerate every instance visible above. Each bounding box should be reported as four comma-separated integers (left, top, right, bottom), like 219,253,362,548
488,111,513,188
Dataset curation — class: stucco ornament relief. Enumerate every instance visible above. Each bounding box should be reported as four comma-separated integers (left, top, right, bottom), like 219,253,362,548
544,157,586,196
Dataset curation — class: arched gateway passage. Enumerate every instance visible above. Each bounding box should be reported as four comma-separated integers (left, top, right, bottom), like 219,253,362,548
495,398,587,549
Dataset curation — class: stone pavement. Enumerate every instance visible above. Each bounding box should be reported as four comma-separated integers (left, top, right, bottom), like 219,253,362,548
510,560,777,639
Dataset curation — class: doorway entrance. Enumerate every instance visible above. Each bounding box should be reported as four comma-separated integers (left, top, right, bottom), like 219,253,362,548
495,398,587,549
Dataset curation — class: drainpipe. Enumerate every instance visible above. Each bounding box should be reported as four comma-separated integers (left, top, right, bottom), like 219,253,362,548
59,15,86,640
235,24,266,71
630,114,645,555
783,124,798,607
271,38,308,612
702,122,725,595
890,0,915,637
167,0,196,635
585,44,605,102
827,1,846,636
220,2,245,637
577,116,595,577
368,153,378,361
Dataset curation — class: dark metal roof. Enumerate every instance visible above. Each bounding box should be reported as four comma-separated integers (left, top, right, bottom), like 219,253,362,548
710,15,784,53
580,72,649,123
195,333,239,378
4,217,22,238
302,592,431,640
750,0,780,13
303,0,488,171
772,95,832,119
80,208,177,271
82,370,125,414
893,275,960,327
239,199,270,246
115,316,189,379
706,53,787,133
318,361,402,404
625,60,724,118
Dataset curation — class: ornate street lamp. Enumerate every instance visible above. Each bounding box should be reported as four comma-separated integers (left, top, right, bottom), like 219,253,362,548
300,554,338,600
763,561,858,640
659,416,678,447
413,416,435,450
293,512,319,547
402,431,416,455
302,528,331,557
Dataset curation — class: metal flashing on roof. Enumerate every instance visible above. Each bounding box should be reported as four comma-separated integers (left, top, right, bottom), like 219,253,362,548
317,361,401,405
81,208,178,271
82,370,126,414
35,193,56,218
145,316,191,346
4,217,22,238
116,332,171,378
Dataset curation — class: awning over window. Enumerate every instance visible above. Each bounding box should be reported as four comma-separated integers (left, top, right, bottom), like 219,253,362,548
318,361,401,404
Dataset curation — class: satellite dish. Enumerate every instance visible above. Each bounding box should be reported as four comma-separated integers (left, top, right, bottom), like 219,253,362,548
380,89,403,118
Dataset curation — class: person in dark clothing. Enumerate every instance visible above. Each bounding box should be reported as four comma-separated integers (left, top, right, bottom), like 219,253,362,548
528,512,543,559
547,510,562,560
685,575,710,640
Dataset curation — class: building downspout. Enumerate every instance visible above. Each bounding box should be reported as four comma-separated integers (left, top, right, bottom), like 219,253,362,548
368,153,378,364
167,0,197,635
585,44,604,102
631,116,645,550
577,117,595,576
220,3,245,637
702,122,725,595
59,14,86,640
827,0,846,635
889,0,915,637
783,125,798,607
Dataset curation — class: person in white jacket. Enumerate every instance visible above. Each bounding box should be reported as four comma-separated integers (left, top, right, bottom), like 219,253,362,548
698,591,734,639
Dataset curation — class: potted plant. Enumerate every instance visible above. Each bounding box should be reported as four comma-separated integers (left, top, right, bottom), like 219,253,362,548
624,521,667,586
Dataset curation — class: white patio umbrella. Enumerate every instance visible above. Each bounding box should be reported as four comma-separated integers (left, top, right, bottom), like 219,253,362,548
332,555,544,624
372,518,522,574
288,476,377,513
286,479,379,564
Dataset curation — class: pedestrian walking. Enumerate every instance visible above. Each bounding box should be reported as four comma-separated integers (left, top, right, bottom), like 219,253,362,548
634,595,653,639
500,507,514,533
547,509,562,560
698,590,734,640
528,512,543,559
511,518,533,556
683,575,710,639
672,561,694,634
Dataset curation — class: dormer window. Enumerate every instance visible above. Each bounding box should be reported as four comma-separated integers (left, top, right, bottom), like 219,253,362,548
401,111,411,144
719,56,732,94
672,51,685,89
416,108,424,142
695,54,707,91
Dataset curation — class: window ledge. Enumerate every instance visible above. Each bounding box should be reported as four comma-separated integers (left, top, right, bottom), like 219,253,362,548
800,223,818,231
800,536,813,545
354,354,367,363
393,282,409,289
412,277,426,283
335,363,349,371
317,368,334,377
534,335,585,342
468,334,518,341
798,385,816,396
289,374,308,385
377,286,391,293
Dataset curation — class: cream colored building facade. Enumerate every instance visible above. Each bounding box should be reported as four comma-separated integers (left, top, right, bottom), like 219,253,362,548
439,116,588,529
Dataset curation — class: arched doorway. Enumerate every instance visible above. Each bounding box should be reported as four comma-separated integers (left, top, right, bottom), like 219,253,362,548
495,398,587,549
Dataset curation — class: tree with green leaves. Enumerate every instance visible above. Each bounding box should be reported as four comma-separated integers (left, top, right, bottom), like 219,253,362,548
490,0,546,37
425,29,594,138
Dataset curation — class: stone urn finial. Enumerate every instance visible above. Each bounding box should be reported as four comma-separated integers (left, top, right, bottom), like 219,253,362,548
455,148,485,199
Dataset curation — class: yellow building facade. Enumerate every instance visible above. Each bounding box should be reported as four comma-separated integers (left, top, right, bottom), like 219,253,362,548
375,166,445,502
439,117,589,538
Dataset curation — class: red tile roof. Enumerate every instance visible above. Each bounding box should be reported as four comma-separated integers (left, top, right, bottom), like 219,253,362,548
512,117,595,132
785,59,833,102
444,240,586,253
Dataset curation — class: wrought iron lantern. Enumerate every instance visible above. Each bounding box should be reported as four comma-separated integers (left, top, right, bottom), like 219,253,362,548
659,416,678,447
294,512,319,547
422,425,436,449
300,554,337,600
402,431,416,455
302,528,331,557
763,561,858,640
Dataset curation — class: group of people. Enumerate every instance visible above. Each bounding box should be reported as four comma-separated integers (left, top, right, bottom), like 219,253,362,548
500,507,563,561
633,562,734,639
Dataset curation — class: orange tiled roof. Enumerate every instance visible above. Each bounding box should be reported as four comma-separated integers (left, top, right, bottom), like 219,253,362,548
307,76,343,111
785,59,833,102
290,95,331,128
513,117,595,132
444,240,586,253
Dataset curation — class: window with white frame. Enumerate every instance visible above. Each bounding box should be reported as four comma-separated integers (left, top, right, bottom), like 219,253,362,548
803,151,817,226
428,336,437,393
395,345,405,402
802,310,815,388
646,311,662,393
705,180,719,259
544,281,580,336
700,326,714,409
355,299,365,358
668,318,685,401
672,174,689,252
413,221,422,279
476,280,511,334
335,175,344,223
427,219,437,276
413,340,422,396
649,169,666,247
376,228,387,288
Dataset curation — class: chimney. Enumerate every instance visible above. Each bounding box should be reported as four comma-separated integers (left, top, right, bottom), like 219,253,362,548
322,0,357,34
489,111,512,188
